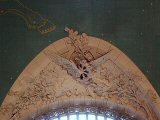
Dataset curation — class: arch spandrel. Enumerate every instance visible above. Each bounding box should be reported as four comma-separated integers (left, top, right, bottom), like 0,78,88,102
0,28,160,120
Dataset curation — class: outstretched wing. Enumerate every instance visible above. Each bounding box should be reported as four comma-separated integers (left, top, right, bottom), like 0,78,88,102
43,50,81,78
89,50,112,69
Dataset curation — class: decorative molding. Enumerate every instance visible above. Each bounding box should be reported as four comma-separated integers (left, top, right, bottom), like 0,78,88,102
35,104,137,120
0,28,159,120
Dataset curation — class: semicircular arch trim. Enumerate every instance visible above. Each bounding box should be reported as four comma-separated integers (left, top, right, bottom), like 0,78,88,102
0,28,159,120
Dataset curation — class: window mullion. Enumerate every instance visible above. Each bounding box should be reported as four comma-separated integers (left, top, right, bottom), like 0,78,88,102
77,113,79,120
67,114,69,120
95,113,97,120
86,112,88,120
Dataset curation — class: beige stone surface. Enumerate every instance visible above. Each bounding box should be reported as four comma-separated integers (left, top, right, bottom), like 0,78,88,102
0,28,159,120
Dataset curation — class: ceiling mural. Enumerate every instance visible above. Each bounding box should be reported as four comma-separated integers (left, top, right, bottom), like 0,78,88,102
0,0,56,34
0,28,159,120
0,0,160,111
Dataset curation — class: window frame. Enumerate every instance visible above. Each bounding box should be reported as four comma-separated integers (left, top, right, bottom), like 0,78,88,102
34,105,136,120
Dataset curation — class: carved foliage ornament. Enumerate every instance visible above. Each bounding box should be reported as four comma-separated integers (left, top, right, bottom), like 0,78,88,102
0,28,159,120
44,27,112,84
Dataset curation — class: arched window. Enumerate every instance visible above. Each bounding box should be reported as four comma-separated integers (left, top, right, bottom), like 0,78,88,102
38,114,114,120
34,105,134,120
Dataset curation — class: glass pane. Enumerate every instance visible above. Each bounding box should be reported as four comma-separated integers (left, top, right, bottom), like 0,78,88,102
97,116,105,120
107,118,114,120
88,114,96,120
49,118,58,120
79,114,86,120
70,114,77,120
60,116,67,120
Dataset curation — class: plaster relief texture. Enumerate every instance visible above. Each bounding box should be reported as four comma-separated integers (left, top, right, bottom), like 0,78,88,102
0,28,160,120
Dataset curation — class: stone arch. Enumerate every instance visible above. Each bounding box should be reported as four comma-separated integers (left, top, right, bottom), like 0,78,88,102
0,28,159,120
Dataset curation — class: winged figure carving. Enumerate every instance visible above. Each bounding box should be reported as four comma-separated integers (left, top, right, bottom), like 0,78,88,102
44,49,112,82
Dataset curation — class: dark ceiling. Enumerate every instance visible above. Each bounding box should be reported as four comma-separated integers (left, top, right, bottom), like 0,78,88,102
0,0,160,105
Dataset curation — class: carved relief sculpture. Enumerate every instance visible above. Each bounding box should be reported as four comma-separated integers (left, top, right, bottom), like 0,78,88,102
0,28,160,120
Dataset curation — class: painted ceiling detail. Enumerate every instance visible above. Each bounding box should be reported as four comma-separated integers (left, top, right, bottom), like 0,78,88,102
0,28,159,120
0,0,55,34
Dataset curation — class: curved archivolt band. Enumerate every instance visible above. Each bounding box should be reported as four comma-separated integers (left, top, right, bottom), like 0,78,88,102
0,29,160,120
